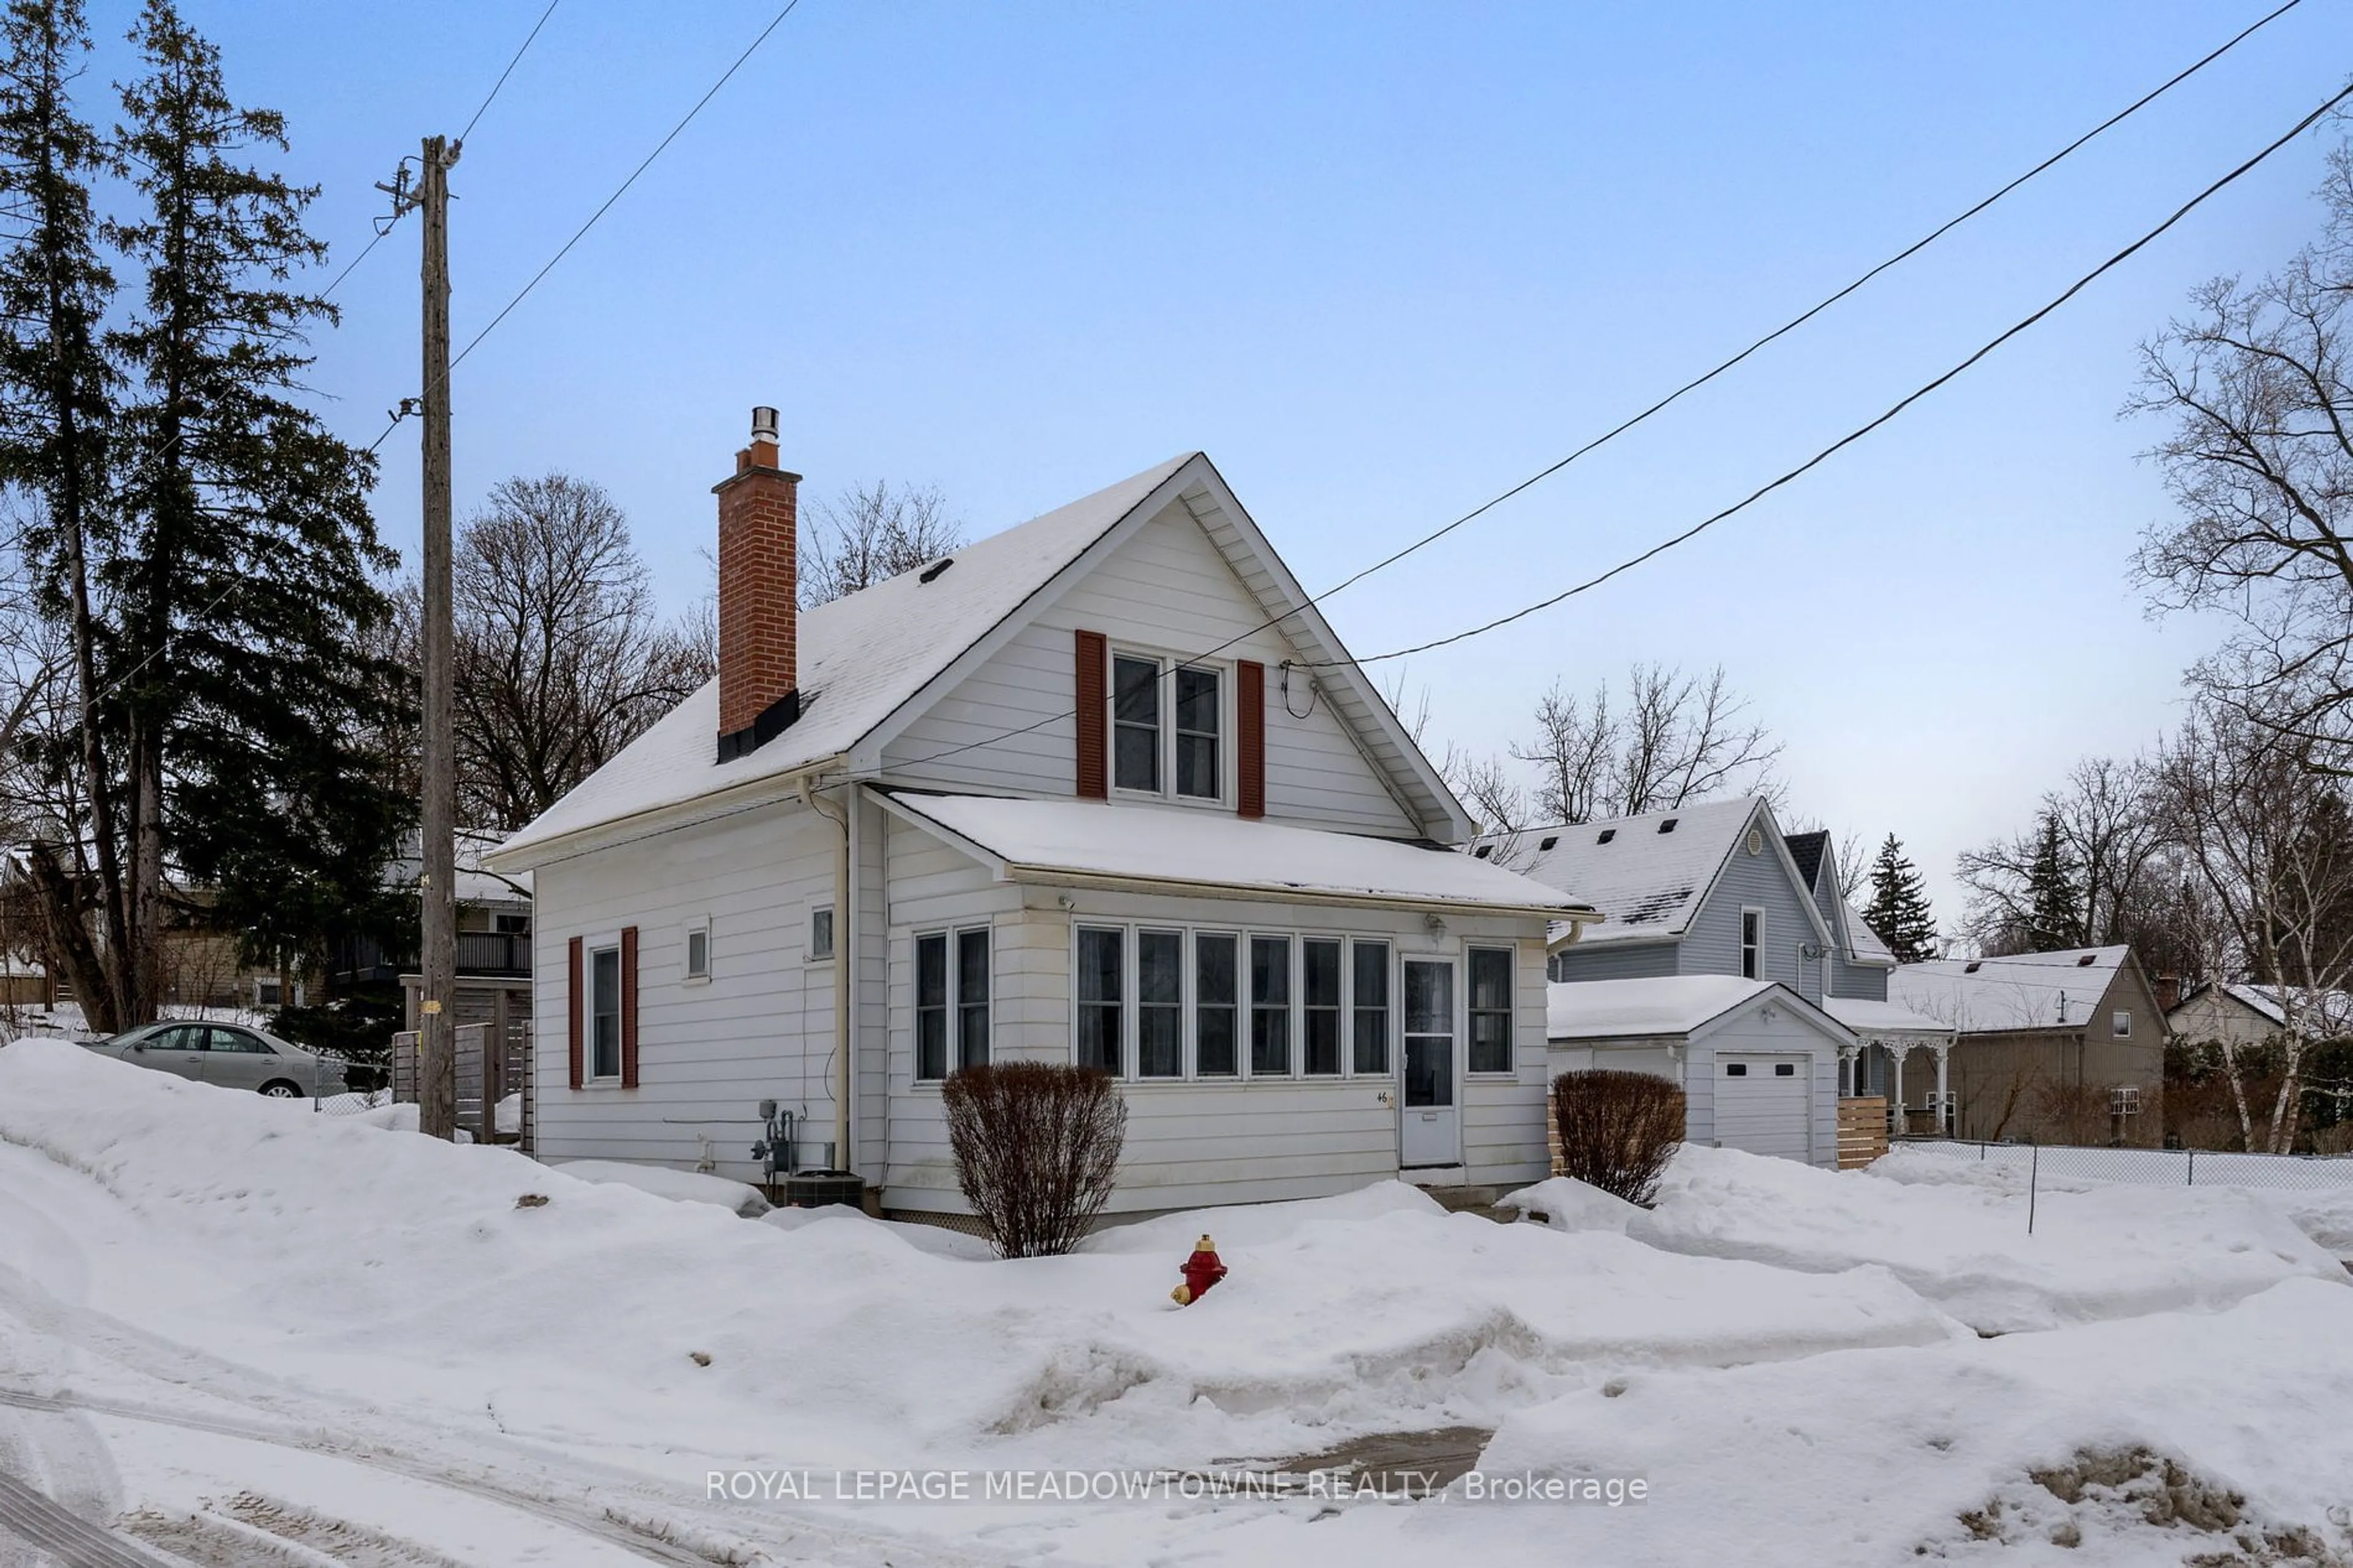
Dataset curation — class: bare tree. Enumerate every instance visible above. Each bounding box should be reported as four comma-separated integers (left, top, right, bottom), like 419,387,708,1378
799,480,963,607
2132,131,2353,771
444,474,709,831
1955,756,2194,964
1509,662,1783,825
2152,698,2353,1153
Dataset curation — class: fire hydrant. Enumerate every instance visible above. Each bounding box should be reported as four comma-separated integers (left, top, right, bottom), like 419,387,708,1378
1170,1233,1227,1305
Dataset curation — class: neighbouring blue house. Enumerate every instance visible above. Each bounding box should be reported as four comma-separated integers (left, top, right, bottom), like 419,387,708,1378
1472,797,1953,1163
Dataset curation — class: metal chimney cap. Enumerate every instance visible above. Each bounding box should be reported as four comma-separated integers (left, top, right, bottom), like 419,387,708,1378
750,406,780,444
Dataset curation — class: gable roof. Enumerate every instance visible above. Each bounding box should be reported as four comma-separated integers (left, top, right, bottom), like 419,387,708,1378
2178,983,2353,1037
1888,946,2135,1033
491,453,1466,868
1783,830,1828,892
879,790,1594,918
1476,797,1832,951
1547,975,1848,1046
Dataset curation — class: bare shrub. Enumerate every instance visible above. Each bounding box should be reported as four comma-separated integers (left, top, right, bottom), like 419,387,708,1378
942,1062,1127,1258
1551,1069,1686,1206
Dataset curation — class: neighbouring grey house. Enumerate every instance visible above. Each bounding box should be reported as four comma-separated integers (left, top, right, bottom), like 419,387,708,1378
1474,797,1953,1163
2167,982,2353,1052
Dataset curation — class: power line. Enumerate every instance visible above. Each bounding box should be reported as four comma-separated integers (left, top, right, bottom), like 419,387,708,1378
458,0,564,147
892,6,2314,771
1325,78,2353,667
365,0,804,456
1310,0,2308,607
897,75,2353,772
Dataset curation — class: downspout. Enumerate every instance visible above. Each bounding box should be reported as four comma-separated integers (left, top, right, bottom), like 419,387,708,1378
801,776,852,1173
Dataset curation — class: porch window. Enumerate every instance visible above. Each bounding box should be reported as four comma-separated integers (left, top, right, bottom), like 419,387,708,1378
1077,926,1124,1072
1250,935,1290,1074
1138,929,1183,1077
1352,939,1390,1074
1173,667,1221,800
589,945,621,1079
1303,938,1342,1075
1195,933,1239,1076
1740,907,1764,980
1468,945,1514,1073
1112,656,1161,793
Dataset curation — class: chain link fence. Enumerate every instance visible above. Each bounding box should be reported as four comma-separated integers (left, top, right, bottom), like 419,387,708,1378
1898,1138,2353,1192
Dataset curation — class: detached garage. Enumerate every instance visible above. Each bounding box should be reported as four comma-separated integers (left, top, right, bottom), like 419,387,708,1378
1547,975,1852,1168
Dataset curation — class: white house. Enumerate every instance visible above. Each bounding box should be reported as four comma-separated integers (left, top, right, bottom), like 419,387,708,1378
487,411,1599,1215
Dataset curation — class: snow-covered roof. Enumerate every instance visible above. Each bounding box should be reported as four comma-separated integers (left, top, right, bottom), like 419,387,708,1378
492,452,1469,868
1547,975,1816,1040
1843,900,1894,964
1888,947,2133,1034
494,456,1195,863
381,829,532,905
2199,983,2353,1037
1477,798,1822,950
879,791,1596,917
1821,995,1953,1041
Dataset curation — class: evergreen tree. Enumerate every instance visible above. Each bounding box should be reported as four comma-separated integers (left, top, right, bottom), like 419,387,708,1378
105,0,410,993
1863,833,1939,964
2023,809,2086,951
0,0,140,1028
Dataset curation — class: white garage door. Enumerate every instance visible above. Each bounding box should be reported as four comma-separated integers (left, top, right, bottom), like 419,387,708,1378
1714,1055,1811,1161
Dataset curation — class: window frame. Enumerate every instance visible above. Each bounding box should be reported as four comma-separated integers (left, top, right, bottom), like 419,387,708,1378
914,923,993,1082
683,917,711,983
1740,906,1765,981
1107,646,1229,808
1465,944,1517,1075
808,903,836,964
1066,922,1403,1085
588,943,623,1081
2112,1009,2132,1040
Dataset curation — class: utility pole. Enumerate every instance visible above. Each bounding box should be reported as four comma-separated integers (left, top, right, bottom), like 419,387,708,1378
416,134,460,1140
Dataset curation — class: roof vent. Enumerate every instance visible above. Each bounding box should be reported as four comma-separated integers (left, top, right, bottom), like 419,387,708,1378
1473,844,1493,860
918,556,955,583
2076,952,2097,967
1965,961,1982,974
1538,835,1558,851
1658,817,1679,834
1746,828,1764,856
1597,828,1616,844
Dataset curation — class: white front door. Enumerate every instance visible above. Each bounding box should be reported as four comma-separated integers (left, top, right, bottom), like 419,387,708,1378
1400,958,1460,1167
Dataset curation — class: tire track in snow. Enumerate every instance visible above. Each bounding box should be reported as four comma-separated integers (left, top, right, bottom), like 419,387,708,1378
0,1468,178,1567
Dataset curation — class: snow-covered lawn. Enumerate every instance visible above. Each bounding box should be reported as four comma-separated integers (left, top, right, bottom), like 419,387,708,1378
1,1037,2349,1567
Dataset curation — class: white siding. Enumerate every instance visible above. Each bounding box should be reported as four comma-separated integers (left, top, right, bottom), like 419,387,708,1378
882,498,1419,836
529,801,842,1183
880,877,1550,1213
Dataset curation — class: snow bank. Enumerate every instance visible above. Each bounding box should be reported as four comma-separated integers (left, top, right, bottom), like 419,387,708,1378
1470,1279,2353,1567
1496,1176,1642,1234
1631,1146,2344,1334
551,1159,770,1217
762,1202,999,1260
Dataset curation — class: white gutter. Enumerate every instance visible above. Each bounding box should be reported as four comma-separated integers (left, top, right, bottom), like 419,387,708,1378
485,752,850,874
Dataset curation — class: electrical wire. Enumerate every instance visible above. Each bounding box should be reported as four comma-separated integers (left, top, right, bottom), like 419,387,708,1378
1322,77,2353,667
458,0,564,148
365,0,803,456
890,10,2318,770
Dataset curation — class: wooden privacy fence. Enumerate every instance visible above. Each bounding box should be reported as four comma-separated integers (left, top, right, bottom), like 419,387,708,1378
1838,1096,1889,1169
392,1018,531,1149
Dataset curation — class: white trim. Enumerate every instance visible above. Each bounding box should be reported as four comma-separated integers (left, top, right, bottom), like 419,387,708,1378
806,901,837,964
1107,644,1230,808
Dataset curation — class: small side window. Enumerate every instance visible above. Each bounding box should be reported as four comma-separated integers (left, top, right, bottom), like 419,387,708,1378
809,904,836,963
684,919,710,980
2112,1009,2132,1040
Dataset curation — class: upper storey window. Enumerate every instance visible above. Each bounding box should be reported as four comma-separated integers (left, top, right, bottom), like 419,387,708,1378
1113,653,1222,802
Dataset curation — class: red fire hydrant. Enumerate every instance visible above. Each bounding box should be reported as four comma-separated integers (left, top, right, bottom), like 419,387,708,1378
1170,1233,1227,1305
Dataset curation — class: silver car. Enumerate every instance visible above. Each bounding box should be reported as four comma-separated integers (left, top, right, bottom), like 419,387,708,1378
85,1021,347,1099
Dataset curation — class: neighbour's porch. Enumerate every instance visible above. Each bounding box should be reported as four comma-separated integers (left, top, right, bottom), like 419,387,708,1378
1824,996,1958,1142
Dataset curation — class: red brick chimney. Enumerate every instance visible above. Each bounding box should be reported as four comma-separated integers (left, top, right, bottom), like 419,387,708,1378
713,405,801,762
2155,972,2181,1013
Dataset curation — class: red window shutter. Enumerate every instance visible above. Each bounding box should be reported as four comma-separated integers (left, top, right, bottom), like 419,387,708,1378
566,936,584,1090
620,925,640,1088
1075,629,1108,798
1237,659,1265,819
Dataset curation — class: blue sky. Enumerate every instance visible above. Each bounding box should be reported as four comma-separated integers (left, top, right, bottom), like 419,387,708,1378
135,2,2353,928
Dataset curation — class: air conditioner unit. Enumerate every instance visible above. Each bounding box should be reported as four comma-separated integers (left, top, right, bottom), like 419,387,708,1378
2110,1086,2143,1116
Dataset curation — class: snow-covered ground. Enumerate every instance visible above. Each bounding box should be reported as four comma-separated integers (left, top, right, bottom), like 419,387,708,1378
0,1037,2349,1567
